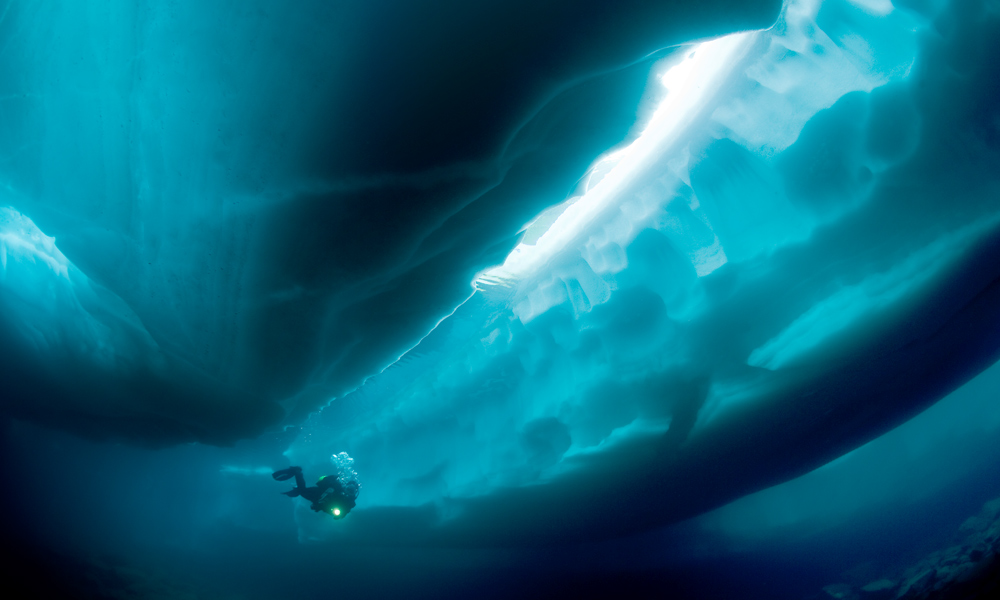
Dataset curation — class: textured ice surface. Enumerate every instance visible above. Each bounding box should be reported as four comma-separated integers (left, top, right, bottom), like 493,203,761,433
0,0,780,445
285,0,1000,543
3,0,1000,549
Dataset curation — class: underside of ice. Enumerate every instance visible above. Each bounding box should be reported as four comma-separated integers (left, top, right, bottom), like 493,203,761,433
2,0,1000,547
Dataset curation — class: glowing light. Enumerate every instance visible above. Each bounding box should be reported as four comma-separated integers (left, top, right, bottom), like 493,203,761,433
333,508,341,516
483,31,755,281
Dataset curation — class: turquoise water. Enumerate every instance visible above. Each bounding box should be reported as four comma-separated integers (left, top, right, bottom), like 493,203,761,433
2,0,1000,597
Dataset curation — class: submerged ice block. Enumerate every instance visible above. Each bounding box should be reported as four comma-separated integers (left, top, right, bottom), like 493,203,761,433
2,0,1000,547
285,0,1000,544
0,0,780,444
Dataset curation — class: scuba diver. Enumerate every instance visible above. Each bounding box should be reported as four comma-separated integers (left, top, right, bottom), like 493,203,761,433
273,465,358,519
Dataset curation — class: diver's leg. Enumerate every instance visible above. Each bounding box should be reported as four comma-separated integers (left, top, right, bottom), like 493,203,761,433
272,466,302,482
273,466,307,496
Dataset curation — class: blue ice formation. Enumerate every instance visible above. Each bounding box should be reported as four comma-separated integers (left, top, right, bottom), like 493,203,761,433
2,0,1000,547
696,358,1000,544
286,0,1000,544
0,0,776,444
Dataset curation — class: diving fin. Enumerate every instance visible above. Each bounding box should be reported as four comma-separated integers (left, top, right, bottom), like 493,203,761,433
272,466,302,482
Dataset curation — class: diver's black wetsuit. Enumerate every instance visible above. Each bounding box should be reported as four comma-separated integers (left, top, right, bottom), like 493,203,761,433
274,466,323,505
273,466,357,517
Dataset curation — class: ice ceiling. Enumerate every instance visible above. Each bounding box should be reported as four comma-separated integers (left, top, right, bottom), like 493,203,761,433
3,0,1000,546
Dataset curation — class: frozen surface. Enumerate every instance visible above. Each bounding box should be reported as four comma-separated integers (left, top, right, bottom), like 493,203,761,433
2,0,1000,553
286,0,1000,544
0,0,779,444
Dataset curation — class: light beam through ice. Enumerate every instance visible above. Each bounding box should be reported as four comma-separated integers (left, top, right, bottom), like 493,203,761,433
484,31,757,282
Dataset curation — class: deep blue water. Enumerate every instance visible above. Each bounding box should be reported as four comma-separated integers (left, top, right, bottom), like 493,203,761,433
3,360,1000,598
3,0,1000,598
